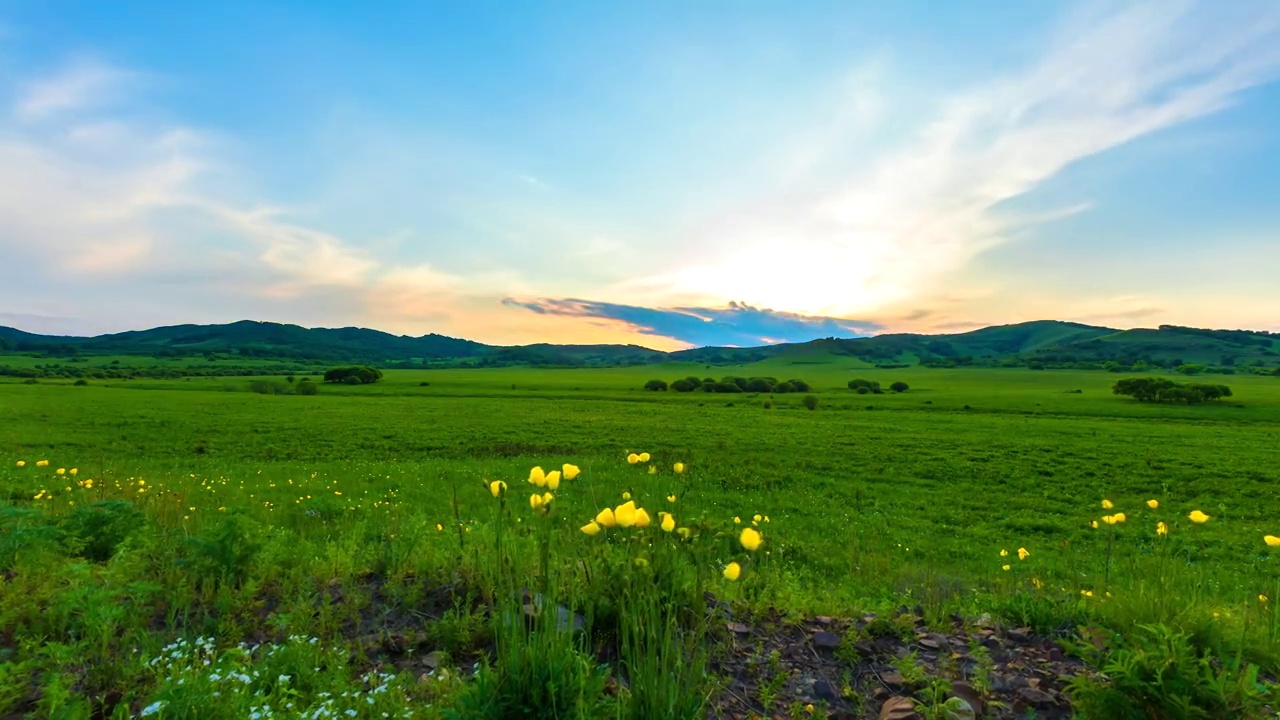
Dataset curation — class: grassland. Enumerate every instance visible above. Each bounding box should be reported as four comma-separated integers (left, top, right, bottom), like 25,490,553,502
3,357,1280,718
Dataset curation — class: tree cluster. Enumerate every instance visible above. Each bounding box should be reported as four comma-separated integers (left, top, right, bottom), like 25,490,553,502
647,376,812,393
1112,377,1232,404
322,366,383,385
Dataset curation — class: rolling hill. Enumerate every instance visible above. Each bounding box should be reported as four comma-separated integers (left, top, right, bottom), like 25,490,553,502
1,319,1277,372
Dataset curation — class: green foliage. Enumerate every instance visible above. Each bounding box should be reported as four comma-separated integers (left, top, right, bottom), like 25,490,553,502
890,381,909,393
182,511,262,588
323,366,384,385
58,500,145,562
295,379,319,395
802,395,818,410
1067,624,1273,719
1112,377,1232,404
643,379,668,391
848,378,882,393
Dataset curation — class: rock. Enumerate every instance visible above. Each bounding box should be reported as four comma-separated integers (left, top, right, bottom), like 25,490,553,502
942,697,975,720
726,622,751,635
1006,627,1032,643
918,633,949,650
1047,646,1064,662
813,630,842,650
814,679,838,701
1017,687,1056,706
422,651,443,670
878,695,918,720
949,681,983,717
815,615,835,626
880,670,906,686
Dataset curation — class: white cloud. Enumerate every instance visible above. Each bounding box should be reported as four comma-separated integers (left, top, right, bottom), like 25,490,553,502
647,0,1280,317
14,59,136,121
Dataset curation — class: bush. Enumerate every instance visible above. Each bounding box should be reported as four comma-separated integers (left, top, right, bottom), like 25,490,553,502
890,381,909,393
643,379,669,391
802,395,818,410
787,379,811,392
73,379,88,386
671,379,699,392
1112,378,1232,404
419,381,431,387
323,366,383,385
744,377,775,393
249,380,289,395
848,378,881,393
712,381,742,393
773,381,796,394
295,380,319,396
59,501,145,563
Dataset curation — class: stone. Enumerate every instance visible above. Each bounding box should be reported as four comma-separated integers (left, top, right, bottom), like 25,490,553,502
726,622,751,635
813,630,842,650
878,695,918,720
1017,687,1056,706
422,651,443,670
814,679,839,702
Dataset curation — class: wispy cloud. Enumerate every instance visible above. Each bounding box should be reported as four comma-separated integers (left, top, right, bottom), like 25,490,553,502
14,58,137,121
643,1,1280,317
504,298,880,347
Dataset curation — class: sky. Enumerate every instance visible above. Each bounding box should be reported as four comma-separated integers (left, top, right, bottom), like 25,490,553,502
1,0,1278,350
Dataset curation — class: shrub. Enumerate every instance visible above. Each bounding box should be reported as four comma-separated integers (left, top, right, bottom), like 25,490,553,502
59,501,145,563
802,395,818,410
848,378,881,393
73,379,88,386
787,379,811,392
671,379,699,392
643,379,669,391
712,381,742,393
323,366,383,385
285,375,296,383
773,381,796,394
744,377,775,393
419,381,431,387
1112,378,1232,404
295,380,319,396
249,380,288,395
182,512,262,589
890,381,909,393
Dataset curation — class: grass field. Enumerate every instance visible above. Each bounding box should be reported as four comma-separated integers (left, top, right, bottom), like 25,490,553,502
3,359,1280,717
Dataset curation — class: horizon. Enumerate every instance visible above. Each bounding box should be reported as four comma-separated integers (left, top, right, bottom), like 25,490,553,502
3,1,1280,350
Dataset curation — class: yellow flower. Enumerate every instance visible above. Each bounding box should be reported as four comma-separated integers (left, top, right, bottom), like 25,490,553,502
542,492,554,506
69,468,77,476
546,470,561,491
595,507,617,528
1000,549,1009,557
529,466,546,487
661,513,676,532
677,527,691,539
1265,535,1280,547
1101,499,1113,509
805,704,814,714
436,523,443,531
648,465,657,475
764,516,770,523
627,453,640,465
1261,595,1269,603
622,491,631,500
1031,577,1043,589
1189,510,1210,524
138,479,145,486
667,494,676,503
753,514,762,522
562,464,580,480
1157,521,1169,536
36,460,49,467
733,516,741,524
581,521,602,536
1002,564,1011,571
1082,589,1094,597
634,508,651,528
1103,515,1118,525
1113,513,1126,523
723,562,741,581
740,527,763,551
489,480,507,498
638,452,650,463
1147,499,1159,509
15,461,24,468
673,462,685,474
615,500,638,527
1017,547,1030,560
56,468,65,475
529,493,544,510
1091,520,1099,529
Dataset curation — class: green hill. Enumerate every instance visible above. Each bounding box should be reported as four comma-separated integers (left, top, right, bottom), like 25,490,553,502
1,319,1277,373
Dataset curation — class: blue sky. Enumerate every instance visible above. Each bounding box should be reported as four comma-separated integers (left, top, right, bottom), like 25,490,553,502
1,0,1278,349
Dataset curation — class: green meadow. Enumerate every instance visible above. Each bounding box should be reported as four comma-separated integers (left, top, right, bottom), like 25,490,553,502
4,359,1280,717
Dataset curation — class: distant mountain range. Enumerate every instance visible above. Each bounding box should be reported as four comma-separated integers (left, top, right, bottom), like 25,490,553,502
1,319,1278,370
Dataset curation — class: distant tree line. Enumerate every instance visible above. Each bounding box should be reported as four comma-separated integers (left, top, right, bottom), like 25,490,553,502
322,366,383,385
644,376,812,393
1112,378,1233,404
847,379,909,394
